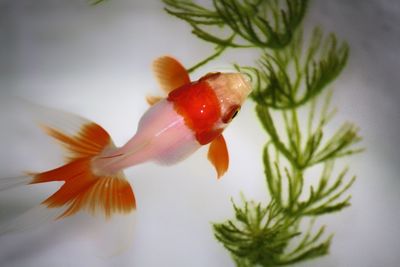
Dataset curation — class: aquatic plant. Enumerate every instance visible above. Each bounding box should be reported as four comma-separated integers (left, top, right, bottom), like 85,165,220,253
162,0,362,266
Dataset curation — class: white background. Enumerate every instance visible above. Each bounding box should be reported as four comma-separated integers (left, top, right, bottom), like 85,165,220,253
0,0,399,266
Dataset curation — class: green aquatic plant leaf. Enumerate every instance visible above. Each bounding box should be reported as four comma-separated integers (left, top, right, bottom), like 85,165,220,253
89,0,107,5
247,28,350,109
281,220,332,264
214,198,333,266
164,0,309,49
164,0,224,25
263,142,357,216
256,91,362,171
213,199,297,266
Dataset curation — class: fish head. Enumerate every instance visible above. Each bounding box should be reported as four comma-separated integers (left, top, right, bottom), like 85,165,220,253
167,71,252,145
200,72,252,124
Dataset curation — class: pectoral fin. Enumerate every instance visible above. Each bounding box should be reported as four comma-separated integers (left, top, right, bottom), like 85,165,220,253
207,134,229,179
152,56,190,93
146,95,163,106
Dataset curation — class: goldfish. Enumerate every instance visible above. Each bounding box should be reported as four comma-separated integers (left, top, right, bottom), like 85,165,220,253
0,56,251,229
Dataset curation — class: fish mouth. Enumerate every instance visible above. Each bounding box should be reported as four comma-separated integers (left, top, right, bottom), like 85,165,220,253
228,73,252,104
238,72,253,96
205,72,253,108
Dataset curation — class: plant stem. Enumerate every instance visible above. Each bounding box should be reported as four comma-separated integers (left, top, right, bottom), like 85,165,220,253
187,45,228,73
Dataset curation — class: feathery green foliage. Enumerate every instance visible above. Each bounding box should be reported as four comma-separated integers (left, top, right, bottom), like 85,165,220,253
247,28,349,109
213,199,333,266
164,0,309,73
162,0,362,266
89,0,107,5
164,0,308,49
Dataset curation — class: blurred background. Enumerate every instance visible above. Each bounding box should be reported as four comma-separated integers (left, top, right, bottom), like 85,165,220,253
0,0,399,266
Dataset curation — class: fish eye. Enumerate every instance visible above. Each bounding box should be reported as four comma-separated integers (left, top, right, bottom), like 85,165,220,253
231,109,239,120
222,105,241,123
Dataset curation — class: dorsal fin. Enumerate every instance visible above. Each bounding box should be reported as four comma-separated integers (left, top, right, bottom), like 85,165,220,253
152,56,190,93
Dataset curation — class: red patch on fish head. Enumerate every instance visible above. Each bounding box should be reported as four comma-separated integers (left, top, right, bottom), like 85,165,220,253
167,80,222,145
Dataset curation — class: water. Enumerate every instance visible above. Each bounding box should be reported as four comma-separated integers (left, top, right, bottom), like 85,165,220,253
0,0,399,266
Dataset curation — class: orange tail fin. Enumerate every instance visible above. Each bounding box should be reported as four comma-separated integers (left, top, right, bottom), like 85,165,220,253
30,122,136,219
